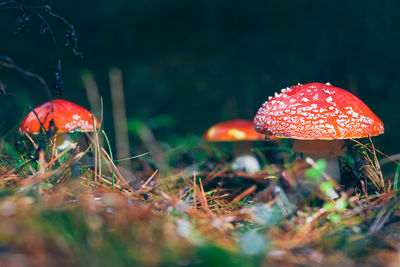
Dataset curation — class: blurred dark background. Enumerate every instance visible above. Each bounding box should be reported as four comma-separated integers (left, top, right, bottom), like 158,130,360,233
0,0,398,155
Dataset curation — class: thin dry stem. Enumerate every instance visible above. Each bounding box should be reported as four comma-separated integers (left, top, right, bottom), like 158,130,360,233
109,67,131,170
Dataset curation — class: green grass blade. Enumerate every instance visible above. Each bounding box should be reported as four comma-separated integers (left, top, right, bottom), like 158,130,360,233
394,160,400,191
102,130,114,187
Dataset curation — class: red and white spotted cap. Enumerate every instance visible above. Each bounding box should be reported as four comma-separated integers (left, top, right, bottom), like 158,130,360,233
19,99,99,134
253,83,384,140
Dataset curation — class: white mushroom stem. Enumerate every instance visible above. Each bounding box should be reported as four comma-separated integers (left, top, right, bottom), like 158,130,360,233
232,141,260,173
55,133,73,150
53,133,89,156
303,152,341,181
292,140,346,182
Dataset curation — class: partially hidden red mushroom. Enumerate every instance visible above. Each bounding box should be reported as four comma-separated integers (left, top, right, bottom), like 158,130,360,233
204,119,265,142
254,82,384,181
19,99,99,134
19,99,99,150
204,119,266,173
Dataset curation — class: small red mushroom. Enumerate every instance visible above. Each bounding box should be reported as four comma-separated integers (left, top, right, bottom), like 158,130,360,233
204,119,265,142
204,119,266,173
254,82,384,181
19,99,99,134
19,99,99,150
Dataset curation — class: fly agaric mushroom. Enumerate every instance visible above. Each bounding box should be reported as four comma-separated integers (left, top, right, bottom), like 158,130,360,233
254,82,384,181
19,99,99,150
204,119,265,173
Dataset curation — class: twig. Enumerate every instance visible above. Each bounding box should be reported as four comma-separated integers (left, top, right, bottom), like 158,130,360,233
0,1,83,95
368,135,385,190
109,68,131,170
140,169,158,190
198,178,209,211
231,185,257,205
193,171,197,209
24,132,38,150
0,56,51,97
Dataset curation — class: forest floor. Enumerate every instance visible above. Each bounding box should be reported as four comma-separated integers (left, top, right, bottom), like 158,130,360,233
0,132,399,267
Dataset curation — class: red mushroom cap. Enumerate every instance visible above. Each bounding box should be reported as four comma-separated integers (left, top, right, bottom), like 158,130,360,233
254,83,384,140
204,119,265,141
19,99,99,134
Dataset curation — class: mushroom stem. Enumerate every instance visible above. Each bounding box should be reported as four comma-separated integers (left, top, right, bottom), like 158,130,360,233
232,141,260,173
303,152,341,181
292,140,346,182
55,133,76,150
233,142,253,158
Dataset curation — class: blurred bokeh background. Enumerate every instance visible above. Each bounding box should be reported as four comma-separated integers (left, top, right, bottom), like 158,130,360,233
0,0,398,155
